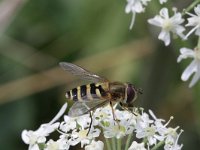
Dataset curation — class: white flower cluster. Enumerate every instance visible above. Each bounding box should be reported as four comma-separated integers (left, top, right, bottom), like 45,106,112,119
125,1,200,87
125,0,151,29
22,103,183,150
125,0,168,29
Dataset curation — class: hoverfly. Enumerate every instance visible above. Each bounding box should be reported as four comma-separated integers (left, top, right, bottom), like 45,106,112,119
59,62,143,121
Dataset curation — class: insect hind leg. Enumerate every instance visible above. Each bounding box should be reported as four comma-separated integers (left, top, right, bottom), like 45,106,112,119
87,112,93,136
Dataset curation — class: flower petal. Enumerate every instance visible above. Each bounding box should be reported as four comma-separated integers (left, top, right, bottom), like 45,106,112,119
158,30,170,46
189,61,200,87
134,1,144,13
21,130,30,144
148,16,163,27
125,4,132,13
49,103,67,125
181,60,197,81
177,48,195,62
160,8,169,19
29,144,40,150
194,4,200,15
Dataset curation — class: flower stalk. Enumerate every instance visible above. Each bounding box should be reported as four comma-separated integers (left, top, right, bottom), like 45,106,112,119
197,36,200,49
151,141,165,150
117,138,122,150
111,138,117,150
182,0,200,15
105,138,112,150
125,134,132,150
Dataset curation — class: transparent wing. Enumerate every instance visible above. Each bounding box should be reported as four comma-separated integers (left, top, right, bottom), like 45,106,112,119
68,100,108,117
59,62,107,83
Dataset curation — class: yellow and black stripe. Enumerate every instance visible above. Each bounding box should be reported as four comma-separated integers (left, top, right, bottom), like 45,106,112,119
65,82,108,101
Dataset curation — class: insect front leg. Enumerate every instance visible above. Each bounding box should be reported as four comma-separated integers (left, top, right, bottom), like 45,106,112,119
119,102,137,115
109,101,120,127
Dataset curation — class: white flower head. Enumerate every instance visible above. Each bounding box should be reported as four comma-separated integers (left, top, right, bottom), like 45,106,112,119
125,0,151,29
85,140,104,150
148,7,185,46
177,47,200,87
22,102,183,150
128,141,147,150
185,4,200,38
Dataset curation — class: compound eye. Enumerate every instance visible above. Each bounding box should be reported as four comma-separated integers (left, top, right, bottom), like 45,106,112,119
126,84,136,104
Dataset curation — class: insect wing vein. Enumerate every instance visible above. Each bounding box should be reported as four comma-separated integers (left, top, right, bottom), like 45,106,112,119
59,62,107,83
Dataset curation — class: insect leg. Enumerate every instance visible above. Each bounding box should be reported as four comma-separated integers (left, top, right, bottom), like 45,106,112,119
87,111,93,136
109,101,120,127
119,102,137,115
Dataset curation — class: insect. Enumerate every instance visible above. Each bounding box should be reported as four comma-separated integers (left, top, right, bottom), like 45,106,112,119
59,62,143,120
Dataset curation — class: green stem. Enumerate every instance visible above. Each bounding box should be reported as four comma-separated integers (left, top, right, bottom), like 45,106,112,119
151,141,165,150
105,138,112,150
193,80,200,137
112,138,117,150
182,0,200,15
197,36,200,49
117,138,122,150
125,134,132,150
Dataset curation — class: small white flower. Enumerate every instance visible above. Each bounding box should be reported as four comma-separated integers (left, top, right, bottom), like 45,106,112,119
149,110,173,137
101,108,135,139
159,0,168,4
135,110,175,146
21,103,67,150
69,128,101,148
94,106,112,121
164,128,183,150
76,114,94,128
136,124,161,145
59,115,77,133
21,122,60,150
185,5,200,38
45,139,69,150
103,124,127,139
85,140,104,150
125,0,151,29
135,111,161,145
177,47,200,87
135,111,153,130
128,141,147,150
148,8,185,46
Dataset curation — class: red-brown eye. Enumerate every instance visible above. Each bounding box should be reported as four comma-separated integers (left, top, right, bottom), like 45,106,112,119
126,84,136,104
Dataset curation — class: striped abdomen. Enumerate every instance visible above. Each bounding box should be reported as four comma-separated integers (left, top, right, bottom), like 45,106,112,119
65,82,108,101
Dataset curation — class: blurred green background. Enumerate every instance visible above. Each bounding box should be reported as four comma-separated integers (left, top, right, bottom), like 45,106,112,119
0,0,199,149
